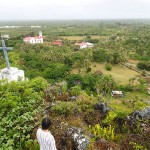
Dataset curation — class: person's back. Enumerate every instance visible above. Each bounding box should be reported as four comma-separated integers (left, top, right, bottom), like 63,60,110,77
36,118,57,150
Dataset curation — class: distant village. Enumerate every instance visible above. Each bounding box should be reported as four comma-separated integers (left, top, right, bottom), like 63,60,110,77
23,31,94,49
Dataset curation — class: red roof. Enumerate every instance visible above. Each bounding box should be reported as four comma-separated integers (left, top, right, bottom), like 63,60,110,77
53,40,62,45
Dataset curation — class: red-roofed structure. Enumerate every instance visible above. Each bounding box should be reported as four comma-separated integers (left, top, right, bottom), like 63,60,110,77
53,40,62,46
75,42,94,49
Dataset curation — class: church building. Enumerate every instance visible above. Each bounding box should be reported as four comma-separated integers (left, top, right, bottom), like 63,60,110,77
23,31,43,44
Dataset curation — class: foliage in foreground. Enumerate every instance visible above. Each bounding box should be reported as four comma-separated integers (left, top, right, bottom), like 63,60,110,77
0,77,48,150
89,124,115,141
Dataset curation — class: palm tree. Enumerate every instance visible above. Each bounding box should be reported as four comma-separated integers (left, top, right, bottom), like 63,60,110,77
96,75,116,96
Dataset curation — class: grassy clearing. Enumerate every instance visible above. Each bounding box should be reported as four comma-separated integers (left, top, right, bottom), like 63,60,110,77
71,63,140,84
108,99,133,113
61,36,85,41
123,91,150,100
60,35,108,41
128,59,150,75
92,35,108,39
108,90,150,102
128,59,140,65
106,91,149,114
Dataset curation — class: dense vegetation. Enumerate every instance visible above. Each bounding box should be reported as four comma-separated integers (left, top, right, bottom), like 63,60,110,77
0,20,150,150
0,77,48,149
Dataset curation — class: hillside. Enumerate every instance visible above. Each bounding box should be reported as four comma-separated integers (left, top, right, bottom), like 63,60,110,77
0,20,150,150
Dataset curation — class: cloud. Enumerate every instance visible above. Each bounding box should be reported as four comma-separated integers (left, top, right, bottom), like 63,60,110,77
0,0,150,20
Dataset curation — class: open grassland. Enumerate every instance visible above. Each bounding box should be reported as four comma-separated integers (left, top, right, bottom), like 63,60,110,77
61,36,85,41
71,63,140,84
108,99,133,113
106,91,150,114
128,59,140,65
108,91,150,102
60,35,108,41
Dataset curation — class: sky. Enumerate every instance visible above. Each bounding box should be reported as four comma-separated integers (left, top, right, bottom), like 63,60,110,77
0,0,150,20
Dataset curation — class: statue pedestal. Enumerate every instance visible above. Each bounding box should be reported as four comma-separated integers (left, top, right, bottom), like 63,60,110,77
0,67,25,82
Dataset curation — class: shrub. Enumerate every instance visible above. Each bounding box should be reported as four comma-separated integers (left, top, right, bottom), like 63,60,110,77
51,101,76,116
43,63,70,80
70,85,81,96
89,124,115,141
102,111,117,125
137,61,150,71
66,74,83,88
117,84,134,92
86,67,91,73
0,78,46,149
105,63,112,71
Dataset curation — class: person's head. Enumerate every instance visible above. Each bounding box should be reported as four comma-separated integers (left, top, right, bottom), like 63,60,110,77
42,118,51,130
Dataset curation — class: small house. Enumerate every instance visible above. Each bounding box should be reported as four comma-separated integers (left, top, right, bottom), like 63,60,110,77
112,91,123,98
75,42,94,49
53,40,62,46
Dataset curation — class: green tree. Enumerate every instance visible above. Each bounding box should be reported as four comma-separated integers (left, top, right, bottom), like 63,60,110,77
96,75,116,96
43,63,69,81
0,77,48,149
93,49,107,62
66,74,83,88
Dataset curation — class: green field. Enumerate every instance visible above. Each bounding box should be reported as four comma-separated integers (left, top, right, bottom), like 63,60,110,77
71,62,140,84
60,35,108,41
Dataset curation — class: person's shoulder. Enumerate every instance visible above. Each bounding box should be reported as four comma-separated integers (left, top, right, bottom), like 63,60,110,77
37,128,42,134
47,132,55,139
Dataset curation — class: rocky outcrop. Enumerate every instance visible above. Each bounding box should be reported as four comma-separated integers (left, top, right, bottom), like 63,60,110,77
133,107,150,119
94,102,109,113
58,127,90,150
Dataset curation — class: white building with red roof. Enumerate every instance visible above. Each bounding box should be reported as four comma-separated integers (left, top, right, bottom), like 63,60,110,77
23,31,43,44
75,42,94,49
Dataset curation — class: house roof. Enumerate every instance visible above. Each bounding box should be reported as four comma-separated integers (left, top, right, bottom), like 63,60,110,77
23,36,43,41
53,40,62,45
86,42,94,46
112,91,123,94
75,42,93,46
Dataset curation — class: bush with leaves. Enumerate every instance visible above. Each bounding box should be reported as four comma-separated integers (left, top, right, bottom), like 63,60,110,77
43,63,70,81
89,124,115,141
66,74,83,88
105,63,112,71
70,85,82,96
137,61,150,71
0,77,48,149
51,101,76,116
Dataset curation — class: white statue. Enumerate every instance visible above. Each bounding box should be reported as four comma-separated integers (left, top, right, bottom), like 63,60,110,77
0,36,25,82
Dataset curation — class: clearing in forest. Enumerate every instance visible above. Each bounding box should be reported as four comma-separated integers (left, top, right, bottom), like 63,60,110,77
60,35,108,41
71,63,140,84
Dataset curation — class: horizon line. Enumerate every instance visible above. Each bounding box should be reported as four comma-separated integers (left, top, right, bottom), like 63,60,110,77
1,18,150,21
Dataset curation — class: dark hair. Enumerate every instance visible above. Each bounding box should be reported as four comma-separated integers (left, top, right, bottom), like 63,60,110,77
42,118,51,130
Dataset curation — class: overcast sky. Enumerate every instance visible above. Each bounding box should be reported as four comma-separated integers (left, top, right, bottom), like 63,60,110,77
0,0,150,20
